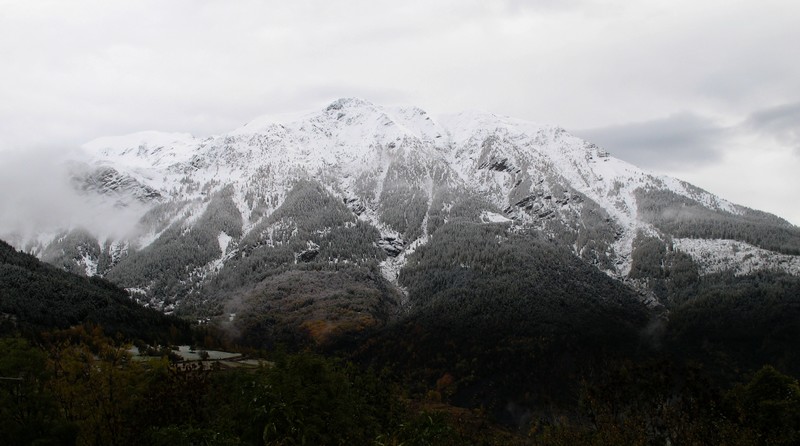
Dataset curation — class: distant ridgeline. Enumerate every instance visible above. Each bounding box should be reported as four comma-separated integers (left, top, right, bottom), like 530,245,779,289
636,187,800,255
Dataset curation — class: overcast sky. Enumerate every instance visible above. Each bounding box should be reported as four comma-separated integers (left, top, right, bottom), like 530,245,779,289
1,0,799,224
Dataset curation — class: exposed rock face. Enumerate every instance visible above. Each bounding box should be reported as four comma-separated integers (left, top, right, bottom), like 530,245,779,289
377,237,404,257
73,166,163,203
343,197,366,215
297,247,319,263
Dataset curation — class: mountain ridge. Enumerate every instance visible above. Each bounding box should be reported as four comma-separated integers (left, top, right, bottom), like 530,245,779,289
6,98,800,318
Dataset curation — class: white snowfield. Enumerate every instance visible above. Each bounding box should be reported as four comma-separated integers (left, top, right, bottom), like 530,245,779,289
24,97,793,283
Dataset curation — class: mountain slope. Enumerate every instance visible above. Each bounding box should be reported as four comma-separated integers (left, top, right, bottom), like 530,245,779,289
0,239,188,341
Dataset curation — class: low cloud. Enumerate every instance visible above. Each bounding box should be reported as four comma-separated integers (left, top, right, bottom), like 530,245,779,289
0,148,146,247
743,101,800,151
572,113,728,171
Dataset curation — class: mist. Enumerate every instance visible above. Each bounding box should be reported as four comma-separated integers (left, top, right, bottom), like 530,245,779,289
0,147,149,247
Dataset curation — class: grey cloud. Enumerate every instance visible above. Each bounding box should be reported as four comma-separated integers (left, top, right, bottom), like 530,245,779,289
500,0,611,14
283,85,409,109
572,113,728,171
743,101,800,151
214,85,410,130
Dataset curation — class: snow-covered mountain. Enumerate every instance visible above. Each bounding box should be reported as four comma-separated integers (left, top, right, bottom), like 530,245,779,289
10,98,800,321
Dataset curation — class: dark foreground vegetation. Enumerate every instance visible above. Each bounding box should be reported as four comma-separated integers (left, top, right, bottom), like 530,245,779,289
2,238,800,444
1,324,519,446
1,324,799,446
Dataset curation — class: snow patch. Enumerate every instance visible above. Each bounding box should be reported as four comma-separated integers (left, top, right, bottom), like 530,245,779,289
81,253,98,277
674,238,800,276
480,211,512,223
218,231,232,255
82,131,198,169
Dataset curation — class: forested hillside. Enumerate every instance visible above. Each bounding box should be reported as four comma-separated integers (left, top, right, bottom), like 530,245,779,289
0,239,188,342
636,187,800,255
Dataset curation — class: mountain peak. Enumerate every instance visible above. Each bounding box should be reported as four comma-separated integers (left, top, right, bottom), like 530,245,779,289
325,97,375,111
